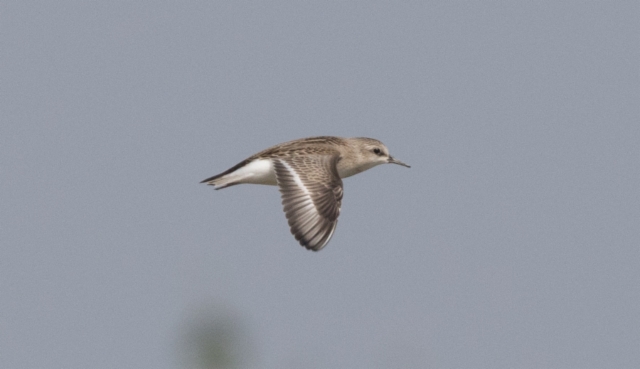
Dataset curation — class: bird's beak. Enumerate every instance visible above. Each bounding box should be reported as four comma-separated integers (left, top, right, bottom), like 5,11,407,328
388,156,410,168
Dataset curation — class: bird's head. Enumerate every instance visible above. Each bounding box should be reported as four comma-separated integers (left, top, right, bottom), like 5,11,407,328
354,137,411,168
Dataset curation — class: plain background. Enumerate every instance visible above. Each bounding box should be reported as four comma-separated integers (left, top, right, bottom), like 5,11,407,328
1,1,638,368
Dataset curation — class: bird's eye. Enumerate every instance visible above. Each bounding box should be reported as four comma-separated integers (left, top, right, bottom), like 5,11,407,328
373,148,381,155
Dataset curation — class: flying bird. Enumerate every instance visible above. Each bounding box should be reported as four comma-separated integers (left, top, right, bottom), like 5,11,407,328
201,136,410,251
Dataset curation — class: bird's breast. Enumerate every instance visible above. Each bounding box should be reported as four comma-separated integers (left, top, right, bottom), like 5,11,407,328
337,160,379,178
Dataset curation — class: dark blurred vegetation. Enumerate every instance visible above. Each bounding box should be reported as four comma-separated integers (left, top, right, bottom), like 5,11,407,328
178,306,253,369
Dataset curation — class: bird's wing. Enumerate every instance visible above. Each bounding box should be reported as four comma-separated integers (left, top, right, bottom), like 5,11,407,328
273,155,343,251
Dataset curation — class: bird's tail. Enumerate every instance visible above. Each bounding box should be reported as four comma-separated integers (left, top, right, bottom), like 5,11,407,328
200,159,251,190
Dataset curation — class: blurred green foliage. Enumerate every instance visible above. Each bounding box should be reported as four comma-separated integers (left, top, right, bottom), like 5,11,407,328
179,306,252,369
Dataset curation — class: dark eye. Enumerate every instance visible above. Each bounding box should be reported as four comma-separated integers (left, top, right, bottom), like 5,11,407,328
373,148,381,155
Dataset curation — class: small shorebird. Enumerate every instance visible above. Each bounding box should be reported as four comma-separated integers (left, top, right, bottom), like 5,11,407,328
201,136,410,251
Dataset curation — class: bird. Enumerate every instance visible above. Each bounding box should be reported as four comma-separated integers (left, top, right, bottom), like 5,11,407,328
201,136,410,251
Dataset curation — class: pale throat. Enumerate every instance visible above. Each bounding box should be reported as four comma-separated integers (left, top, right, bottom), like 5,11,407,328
337,160,381,178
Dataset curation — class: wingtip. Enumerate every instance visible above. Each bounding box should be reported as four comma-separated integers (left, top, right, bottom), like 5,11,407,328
301,242,322,251
298,233,332,251
200,176,217,184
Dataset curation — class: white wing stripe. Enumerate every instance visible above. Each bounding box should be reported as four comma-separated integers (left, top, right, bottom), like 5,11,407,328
278,160,311,196
274,156,342,251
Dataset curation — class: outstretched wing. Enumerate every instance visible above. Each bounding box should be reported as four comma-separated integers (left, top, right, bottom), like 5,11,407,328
273,155,343,251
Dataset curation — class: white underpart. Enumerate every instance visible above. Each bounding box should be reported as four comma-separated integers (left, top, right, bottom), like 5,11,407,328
338,160,383,178
221,158,277,187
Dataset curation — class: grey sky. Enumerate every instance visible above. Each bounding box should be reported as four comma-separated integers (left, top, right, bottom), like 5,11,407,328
1,1,638,368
